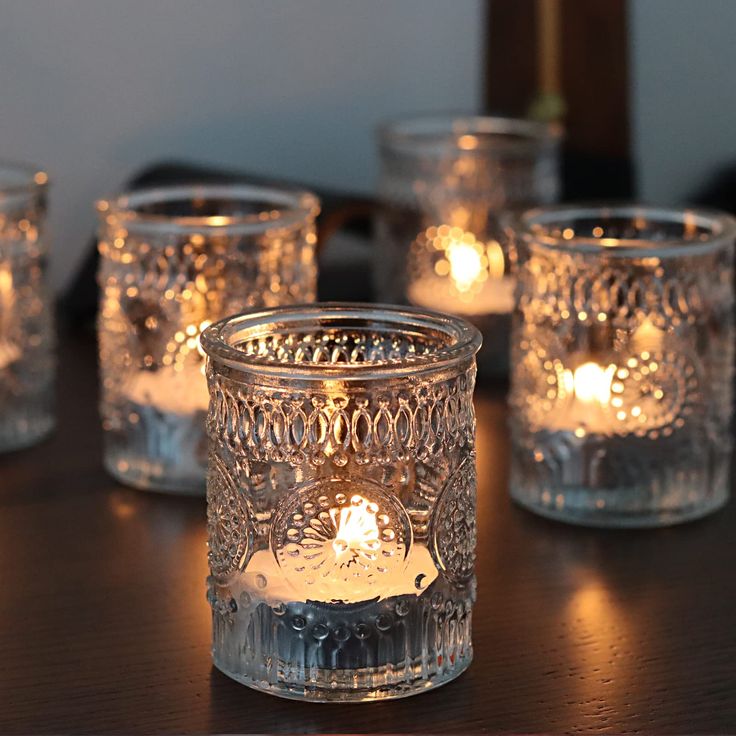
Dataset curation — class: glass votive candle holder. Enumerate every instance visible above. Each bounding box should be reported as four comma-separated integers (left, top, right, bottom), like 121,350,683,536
509,205,736,527
0,163,55,451
375,115,561,376
97,184,319,494
201,303,481,701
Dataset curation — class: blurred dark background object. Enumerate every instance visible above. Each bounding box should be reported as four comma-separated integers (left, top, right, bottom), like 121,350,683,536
486,0,634,200
691,165,736,214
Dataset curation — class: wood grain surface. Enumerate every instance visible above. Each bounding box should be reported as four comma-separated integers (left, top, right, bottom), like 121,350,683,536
1,331,735,734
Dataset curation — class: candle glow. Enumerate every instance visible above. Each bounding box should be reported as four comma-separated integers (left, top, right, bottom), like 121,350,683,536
0,264,20,370
409,225,515,315
562,362,616,406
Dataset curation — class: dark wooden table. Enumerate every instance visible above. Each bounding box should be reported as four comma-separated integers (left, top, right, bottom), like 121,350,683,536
2,331,736,734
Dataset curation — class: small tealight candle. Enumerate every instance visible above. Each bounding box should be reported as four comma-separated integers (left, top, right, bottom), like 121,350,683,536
97,184,319,494
376,115,561,375
407,225,516,316
510,205,736,527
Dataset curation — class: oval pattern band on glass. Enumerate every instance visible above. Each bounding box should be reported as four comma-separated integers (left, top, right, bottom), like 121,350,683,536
509,204,736,528
201,303,481,702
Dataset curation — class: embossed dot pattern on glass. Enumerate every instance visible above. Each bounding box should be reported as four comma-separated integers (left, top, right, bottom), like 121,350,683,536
0,163,55,451
201,304,481,701
509,205,736,527
375,115,561,375
96,185,319,494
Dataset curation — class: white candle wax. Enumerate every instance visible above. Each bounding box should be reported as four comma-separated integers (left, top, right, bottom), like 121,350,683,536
408,273,516,316
124,363,209,415
408,229,516,316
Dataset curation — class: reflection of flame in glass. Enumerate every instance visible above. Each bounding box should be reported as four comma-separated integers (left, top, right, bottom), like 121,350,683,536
562,362,616,406
204,215,231,227
0,264,20,369
632,317,665,353
0,264,14,334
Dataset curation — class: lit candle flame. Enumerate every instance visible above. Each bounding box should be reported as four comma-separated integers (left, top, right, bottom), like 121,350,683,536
330,495,381,566
443,231,505,293
446,239,483,292
409,225,514,315
562,362,616,406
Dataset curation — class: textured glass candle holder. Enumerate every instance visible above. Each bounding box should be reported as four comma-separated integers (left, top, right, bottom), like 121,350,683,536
375,115,560,376
0,163,55,451
201,304,481,701
509,205,736,527
97,185,319,494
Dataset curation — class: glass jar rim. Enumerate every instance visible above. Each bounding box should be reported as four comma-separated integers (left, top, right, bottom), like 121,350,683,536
515,204,736,258
201,302,482,382
96,183,320,236
0,161,48,205
378,114,562,157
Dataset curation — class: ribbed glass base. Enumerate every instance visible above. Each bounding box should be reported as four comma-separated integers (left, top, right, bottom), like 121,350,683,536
210,579,474,702
214,652,472,702
511,428,730,528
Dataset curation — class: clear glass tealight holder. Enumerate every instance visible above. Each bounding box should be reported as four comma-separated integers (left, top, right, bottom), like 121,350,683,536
509,205,736,527
375,115,561,376
0,163,55,451
97,185,319,494
201,304,481,701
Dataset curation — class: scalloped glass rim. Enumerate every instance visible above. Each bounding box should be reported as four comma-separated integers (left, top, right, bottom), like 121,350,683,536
517,204,736,258
96,183,320,236
201,303,482,381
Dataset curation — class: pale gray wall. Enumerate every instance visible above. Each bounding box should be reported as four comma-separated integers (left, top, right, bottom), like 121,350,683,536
631,0,736,204
0,0,484,288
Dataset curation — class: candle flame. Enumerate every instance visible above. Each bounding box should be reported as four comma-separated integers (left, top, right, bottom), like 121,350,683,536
563,362,616,405
447,239,483,292
329,495,381,566
441,230,505,293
